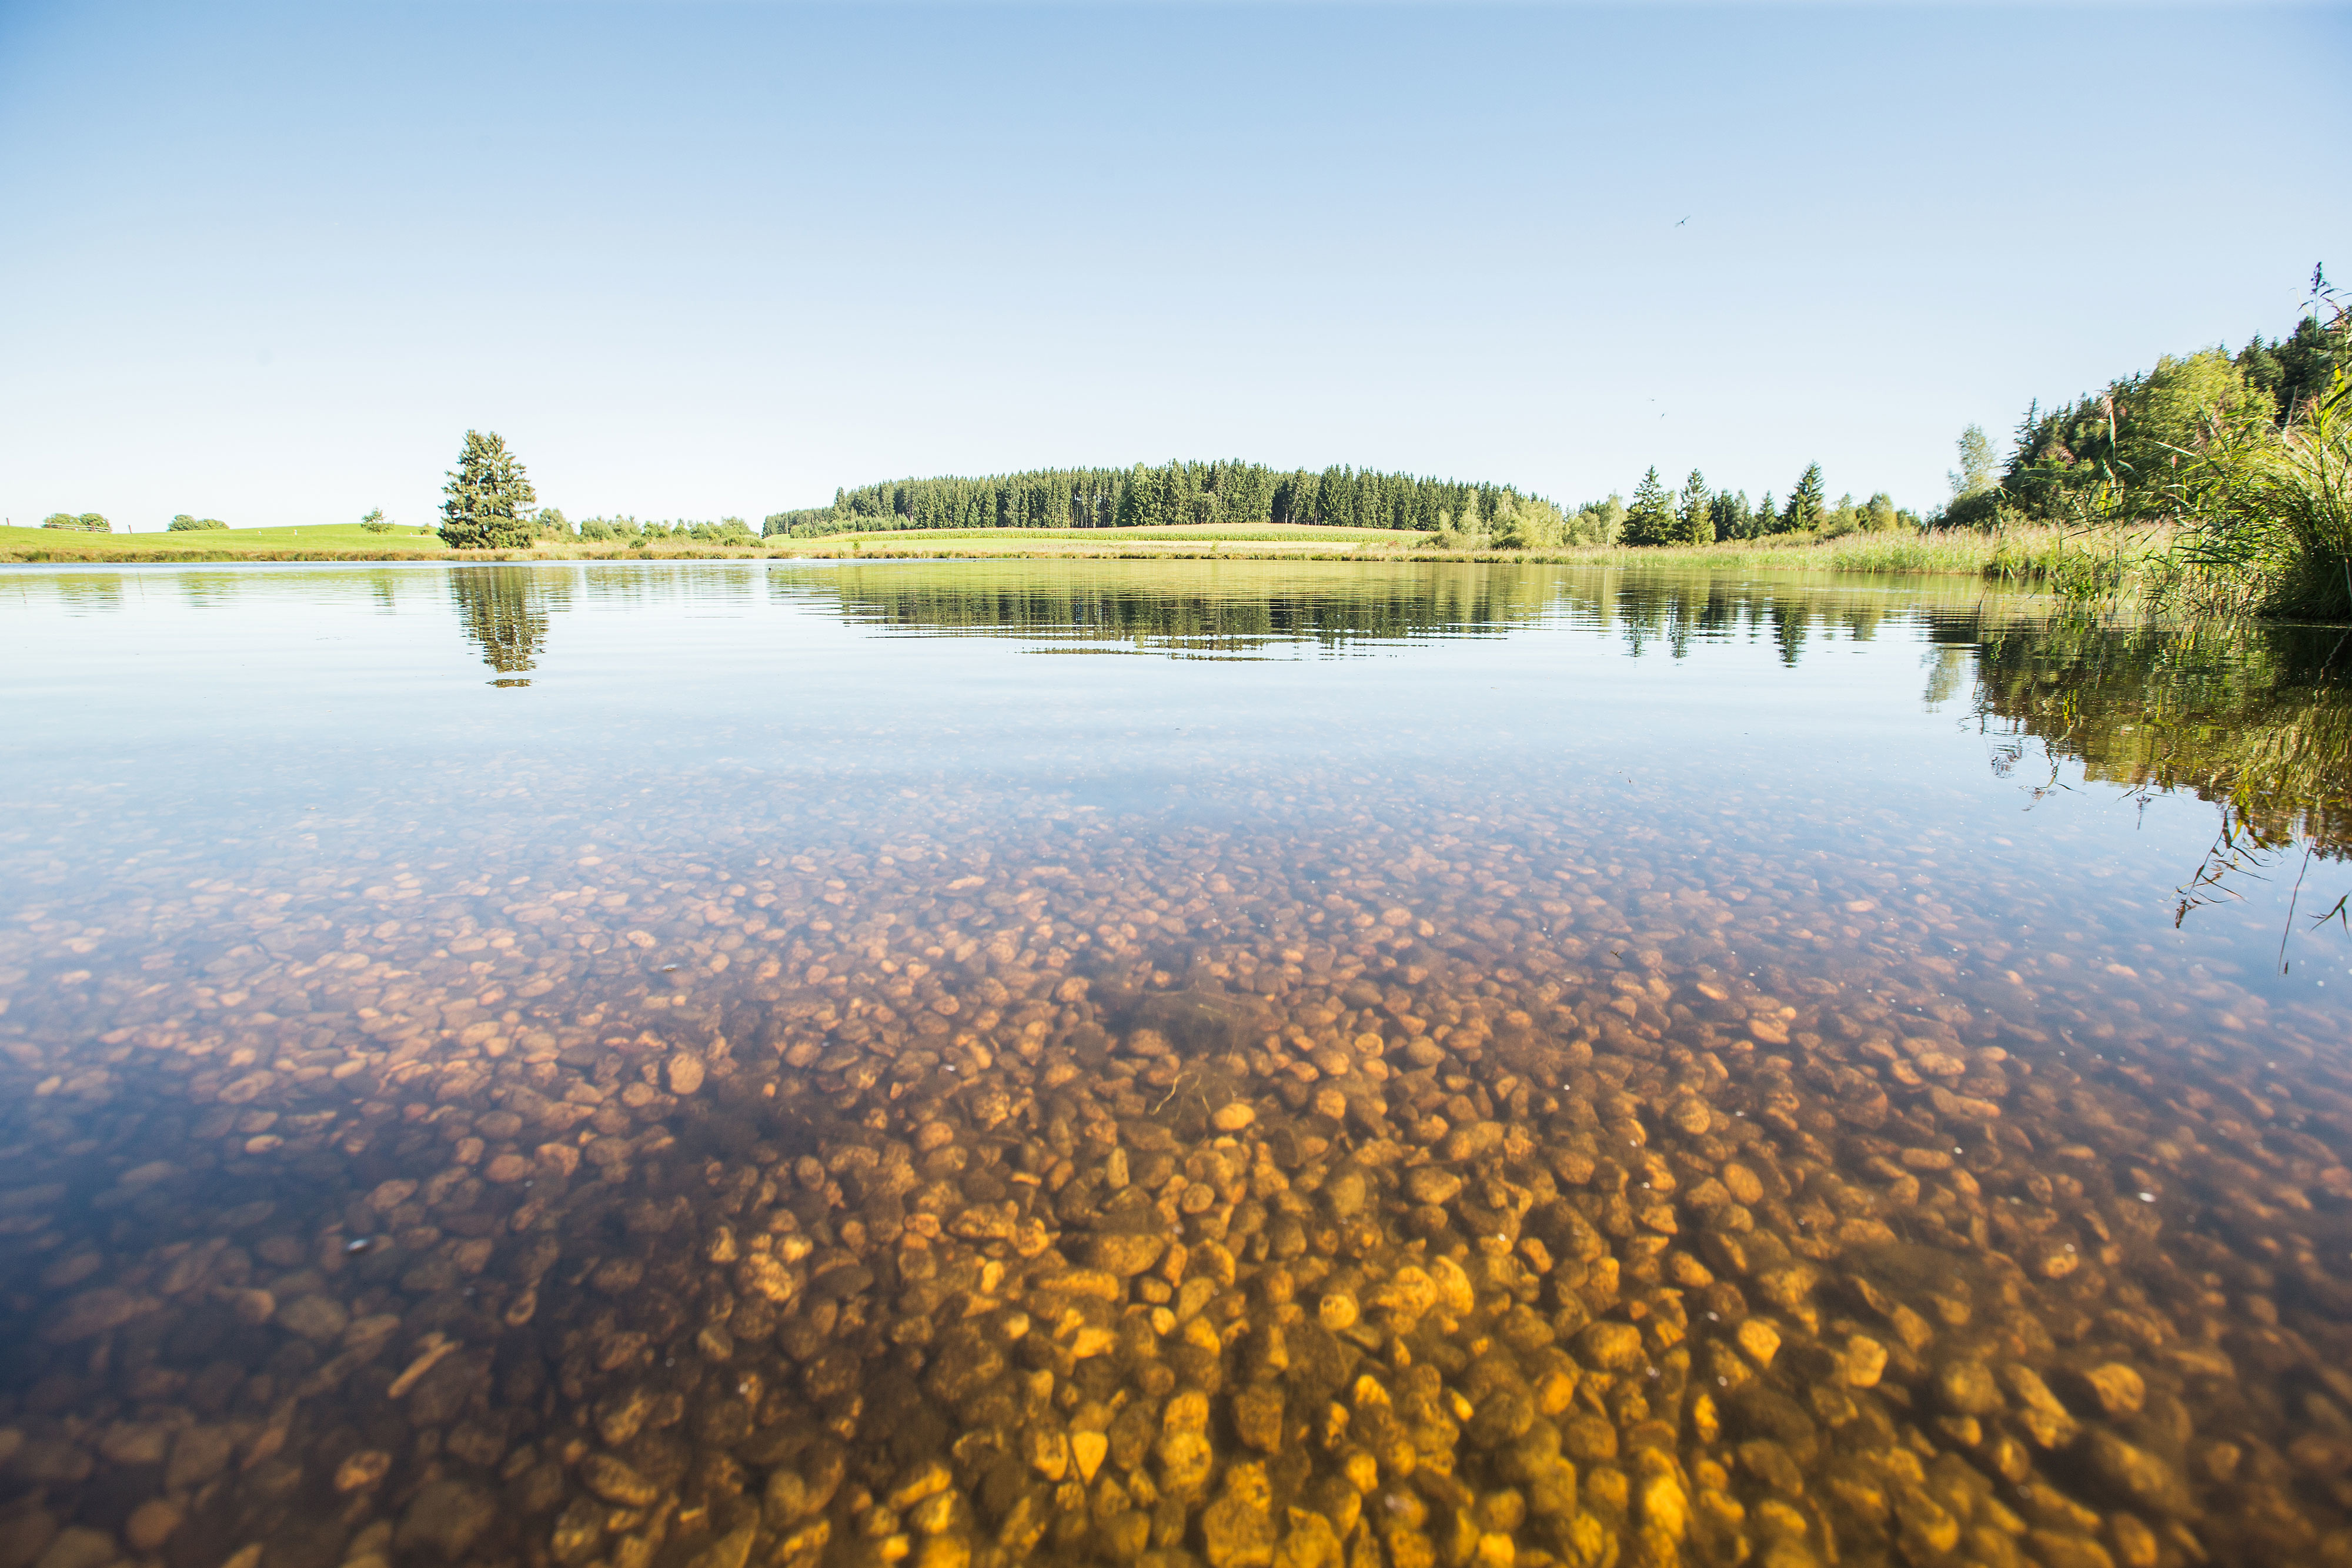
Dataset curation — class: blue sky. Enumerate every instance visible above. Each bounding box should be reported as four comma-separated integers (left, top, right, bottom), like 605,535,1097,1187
2,2,2346,531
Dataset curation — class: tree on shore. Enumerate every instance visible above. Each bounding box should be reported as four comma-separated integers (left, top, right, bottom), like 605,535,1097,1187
1949,425,1999,499
1621,468,1675,546
1783,464,1826,531
1676,470,1715,545
439,432,538,550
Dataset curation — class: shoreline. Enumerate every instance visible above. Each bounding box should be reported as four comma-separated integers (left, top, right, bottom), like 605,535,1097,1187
0,527,2052,576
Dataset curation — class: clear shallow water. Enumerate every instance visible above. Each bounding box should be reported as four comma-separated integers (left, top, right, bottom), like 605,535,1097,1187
0,560,2347,1568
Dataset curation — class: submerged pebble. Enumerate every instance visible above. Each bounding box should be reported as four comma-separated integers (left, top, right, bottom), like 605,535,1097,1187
0,712,2343,1568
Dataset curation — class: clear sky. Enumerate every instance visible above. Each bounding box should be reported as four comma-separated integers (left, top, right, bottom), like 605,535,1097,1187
2,2,2346,531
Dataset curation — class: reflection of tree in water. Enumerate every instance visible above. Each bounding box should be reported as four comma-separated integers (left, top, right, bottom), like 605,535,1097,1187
1955,614,2352,942
450,566,572,685
1959,617,2350,855
802,561,2014,661
814,560,1570,654
1613,580,1745,659
49,574,123,616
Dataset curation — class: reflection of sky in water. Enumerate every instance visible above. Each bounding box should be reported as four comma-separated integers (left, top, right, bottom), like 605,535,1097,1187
2,561,2344,1004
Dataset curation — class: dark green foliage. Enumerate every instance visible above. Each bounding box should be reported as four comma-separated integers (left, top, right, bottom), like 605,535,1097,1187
2000,352,2264,522
1939,489,2005,530
1990,285,2347,528
2243,315,2341,426
771,459,1548,538
438,430,539,551
1783,465,1826,532
1709,490,1756,540
1619,468,1675,547
169,514,229,531
42,512,109,532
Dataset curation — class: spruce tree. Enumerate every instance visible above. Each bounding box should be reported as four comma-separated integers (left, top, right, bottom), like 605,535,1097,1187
1676,470,1714,545
1622,467,1674,547
439,430,539,550
1709,490,1749,540
1783,464,1826,532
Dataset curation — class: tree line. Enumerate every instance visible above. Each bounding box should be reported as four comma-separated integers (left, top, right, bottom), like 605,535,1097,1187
1611,465,1914,546
763,460,1561,539
1932,269,2350,618
572,514,753,544
761,457,1916,546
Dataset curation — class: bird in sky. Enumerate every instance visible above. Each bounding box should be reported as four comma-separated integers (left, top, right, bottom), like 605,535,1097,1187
1676,216,1689,226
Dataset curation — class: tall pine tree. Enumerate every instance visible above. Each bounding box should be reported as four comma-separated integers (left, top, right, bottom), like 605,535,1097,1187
439,431,539,550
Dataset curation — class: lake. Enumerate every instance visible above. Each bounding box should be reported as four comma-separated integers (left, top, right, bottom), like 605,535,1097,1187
1,559,2347,1568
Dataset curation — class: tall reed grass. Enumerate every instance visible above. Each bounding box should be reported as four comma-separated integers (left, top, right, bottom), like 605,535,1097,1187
2164,371,2352,621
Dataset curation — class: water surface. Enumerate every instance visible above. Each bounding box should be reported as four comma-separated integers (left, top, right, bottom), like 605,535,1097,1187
2,560,2348,1568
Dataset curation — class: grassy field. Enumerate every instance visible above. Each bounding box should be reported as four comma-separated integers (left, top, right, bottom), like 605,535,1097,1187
0,522,447,561
2,518,2087,579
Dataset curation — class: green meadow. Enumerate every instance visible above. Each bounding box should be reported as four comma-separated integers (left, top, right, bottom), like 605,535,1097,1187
0,522,449,561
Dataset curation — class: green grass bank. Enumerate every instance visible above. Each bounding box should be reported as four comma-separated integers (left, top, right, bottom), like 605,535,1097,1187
3,519,2060,576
